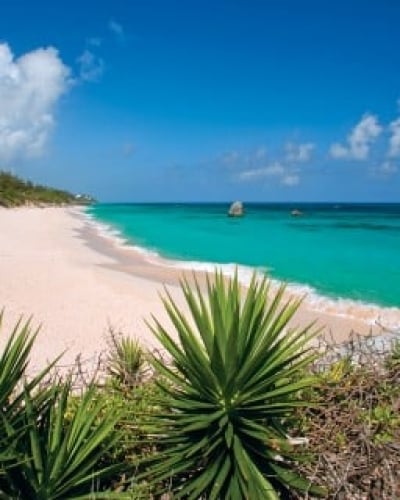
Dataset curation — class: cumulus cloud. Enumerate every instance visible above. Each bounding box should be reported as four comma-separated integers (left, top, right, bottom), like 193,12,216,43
329,143,349,159
380,161,398,175
285,142,315,162
388,118,400,158
0,43,70,162
220,146,267,168
238,161,299,186
330,114,382,160
238,162,285,181
371,161,398,178
77,49,104,82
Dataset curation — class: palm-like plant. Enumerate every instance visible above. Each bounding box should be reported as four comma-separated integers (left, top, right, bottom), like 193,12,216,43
0,313,56,453
0,313,58,496
3,383,123,499
143,271,325,499
0,313,44,418
0,312,125,499
107,331,145,388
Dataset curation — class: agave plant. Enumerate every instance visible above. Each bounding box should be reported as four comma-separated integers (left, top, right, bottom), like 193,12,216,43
107,331,145,387
2,382,123,499
143,271,325,499
0,312,124,499
0,313,43,417
0,312,58,496
0,313,59,445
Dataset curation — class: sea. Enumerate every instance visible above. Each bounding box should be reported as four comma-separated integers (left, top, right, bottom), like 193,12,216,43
85,203,400,324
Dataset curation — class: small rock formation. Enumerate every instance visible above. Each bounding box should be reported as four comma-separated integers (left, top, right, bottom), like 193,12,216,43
228,201,244,217
291,209,303,217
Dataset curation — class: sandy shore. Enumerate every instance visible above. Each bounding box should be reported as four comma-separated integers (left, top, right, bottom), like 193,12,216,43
0,206,398,373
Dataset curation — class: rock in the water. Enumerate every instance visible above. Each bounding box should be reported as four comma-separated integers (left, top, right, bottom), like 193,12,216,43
291,209,303,217
228,201,244,217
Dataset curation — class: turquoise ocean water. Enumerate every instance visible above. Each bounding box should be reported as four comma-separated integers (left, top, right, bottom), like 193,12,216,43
87,203,400,309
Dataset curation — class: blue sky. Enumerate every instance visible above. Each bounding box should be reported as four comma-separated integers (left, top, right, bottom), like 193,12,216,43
0,0,399,201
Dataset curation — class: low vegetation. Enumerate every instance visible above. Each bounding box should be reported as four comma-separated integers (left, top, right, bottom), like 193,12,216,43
0,274,399,498
290,334,400,498
0,171,94,207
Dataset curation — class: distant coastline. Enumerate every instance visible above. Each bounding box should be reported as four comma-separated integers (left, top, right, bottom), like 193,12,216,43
0,171,95,208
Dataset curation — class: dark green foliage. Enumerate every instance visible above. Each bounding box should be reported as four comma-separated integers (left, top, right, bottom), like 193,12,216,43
107,331,145,388
0,171,93,207
0,313,124,499
0,313,39,418
3,384,123,499
93,379,164,496
0,312,57,450
141,271,325,499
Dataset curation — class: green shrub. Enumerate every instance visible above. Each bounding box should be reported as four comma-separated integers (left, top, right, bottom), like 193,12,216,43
107,331,145,388
85,377,166,496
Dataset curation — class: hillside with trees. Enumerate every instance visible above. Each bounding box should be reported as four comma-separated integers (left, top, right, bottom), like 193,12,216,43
0,171,94,207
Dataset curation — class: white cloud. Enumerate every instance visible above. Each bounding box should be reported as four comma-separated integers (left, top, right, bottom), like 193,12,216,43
369,160,398,179
329,143,348,159
285,142,315,162
330,114,382,160
0,43,70,162
77,49,104,82
388,118,400,158
221,147,268,167
374,161,398,177
109,20,125,40
238,161,299,186
282,174,300,186
239,162,285,181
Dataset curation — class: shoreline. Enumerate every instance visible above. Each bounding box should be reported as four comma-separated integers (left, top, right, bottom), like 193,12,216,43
78,208,400,337
0,206,399,373
82,206,400,331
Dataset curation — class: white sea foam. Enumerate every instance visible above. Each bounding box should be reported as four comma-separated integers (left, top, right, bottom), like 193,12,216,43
79,210,400,330
80,209,130,248
164,258,400,328
80,208,161,259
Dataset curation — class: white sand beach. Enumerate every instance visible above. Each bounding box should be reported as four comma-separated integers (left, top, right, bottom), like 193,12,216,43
0,207,398,373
